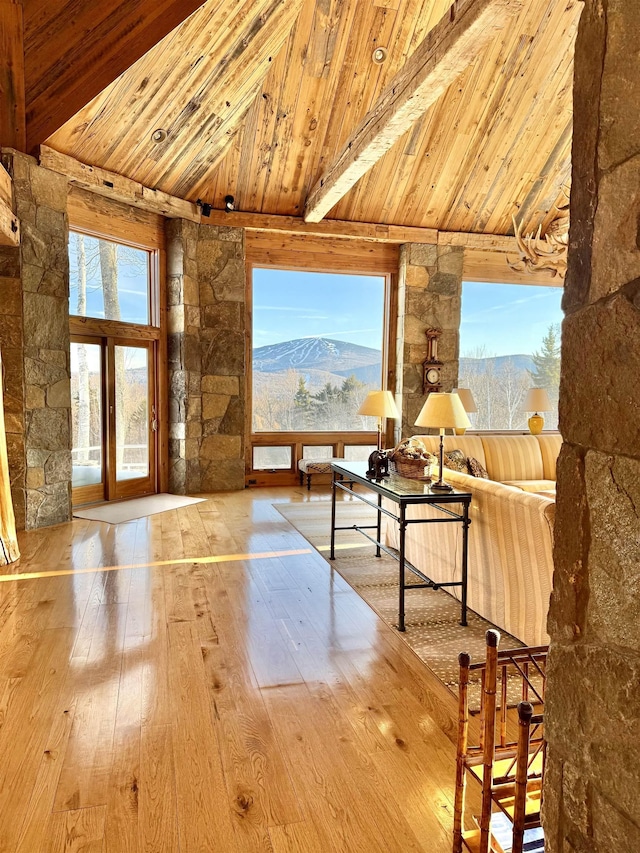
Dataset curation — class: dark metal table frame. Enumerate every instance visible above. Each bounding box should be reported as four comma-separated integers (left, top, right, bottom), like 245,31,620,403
330,461,472,632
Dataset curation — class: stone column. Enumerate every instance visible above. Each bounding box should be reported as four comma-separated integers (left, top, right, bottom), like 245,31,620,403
0,150,71,529
543,1,640,851
166,219,245,494
166,219,201,494
395,243,463,438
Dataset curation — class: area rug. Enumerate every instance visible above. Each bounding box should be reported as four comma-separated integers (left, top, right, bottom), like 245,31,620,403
73,493,206,524
275,499,523,695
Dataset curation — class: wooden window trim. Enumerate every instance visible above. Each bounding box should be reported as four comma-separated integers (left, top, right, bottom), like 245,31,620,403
245,234,398,485
68,191,169,494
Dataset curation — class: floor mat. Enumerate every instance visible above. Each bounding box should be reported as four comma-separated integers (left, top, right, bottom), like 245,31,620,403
73,493,206,524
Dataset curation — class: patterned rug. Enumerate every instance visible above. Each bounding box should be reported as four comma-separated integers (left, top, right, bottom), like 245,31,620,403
275,499,523,697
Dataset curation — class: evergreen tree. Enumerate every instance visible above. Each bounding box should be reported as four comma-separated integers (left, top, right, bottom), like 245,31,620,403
530,324,561,391
294,376,311,409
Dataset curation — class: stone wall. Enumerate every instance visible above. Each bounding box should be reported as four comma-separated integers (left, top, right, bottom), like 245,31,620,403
395,243,463,438
166,219,245,494
0,150,71,529
543,0,640,850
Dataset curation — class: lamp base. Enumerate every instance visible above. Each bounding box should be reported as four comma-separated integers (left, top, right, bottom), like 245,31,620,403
431,480,454,492
528,413,544,435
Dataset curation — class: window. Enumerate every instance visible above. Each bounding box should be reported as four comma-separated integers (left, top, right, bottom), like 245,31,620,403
69,231,152,325
252,269,386,432
459,281,563,430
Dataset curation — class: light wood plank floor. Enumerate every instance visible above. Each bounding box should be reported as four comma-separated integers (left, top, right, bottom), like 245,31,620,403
0,486,468,852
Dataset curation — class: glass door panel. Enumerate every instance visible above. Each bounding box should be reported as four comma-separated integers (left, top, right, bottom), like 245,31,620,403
110,340,156,500
115,345,150,483
71,337,157,506
71,340,105,503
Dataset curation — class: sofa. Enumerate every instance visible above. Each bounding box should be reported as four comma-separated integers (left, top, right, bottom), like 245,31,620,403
384,433,562,646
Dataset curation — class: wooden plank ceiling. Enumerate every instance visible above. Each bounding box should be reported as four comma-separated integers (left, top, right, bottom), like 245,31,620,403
47,0,582,237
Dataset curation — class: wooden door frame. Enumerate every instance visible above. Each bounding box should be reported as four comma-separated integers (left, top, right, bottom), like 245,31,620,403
70,335,107,507
109,336,157,501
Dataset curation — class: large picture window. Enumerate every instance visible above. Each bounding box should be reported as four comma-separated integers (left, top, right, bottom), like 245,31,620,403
252,268,386,432
459,281,563,430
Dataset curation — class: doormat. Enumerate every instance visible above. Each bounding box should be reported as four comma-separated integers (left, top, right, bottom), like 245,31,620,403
73,493,206,524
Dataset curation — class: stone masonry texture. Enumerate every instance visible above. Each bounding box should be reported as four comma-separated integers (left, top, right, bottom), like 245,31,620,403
166,219,245,494
543,1,640,850
0,149,71,530
395,243,463,439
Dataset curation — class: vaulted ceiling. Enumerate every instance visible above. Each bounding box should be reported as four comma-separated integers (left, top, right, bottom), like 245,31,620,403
44,0,582,237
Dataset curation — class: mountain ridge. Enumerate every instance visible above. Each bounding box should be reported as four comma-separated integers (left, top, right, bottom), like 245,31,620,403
253,337,381,374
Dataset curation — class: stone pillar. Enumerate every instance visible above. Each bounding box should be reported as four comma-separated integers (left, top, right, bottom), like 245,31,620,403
395,243,463,438
166,219,201,495
166,220,245,494
0,150,71,529
543,1,640,851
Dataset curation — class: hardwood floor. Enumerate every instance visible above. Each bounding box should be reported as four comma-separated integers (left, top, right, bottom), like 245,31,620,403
0,486,466,852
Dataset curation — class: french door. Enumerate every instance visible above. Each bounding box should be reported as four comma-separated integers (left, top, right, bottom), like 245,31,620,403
71,335,157,505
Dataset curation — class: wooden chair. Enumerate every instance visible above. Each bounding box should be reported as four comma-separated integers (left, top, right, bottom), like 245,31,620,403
453,629,547,853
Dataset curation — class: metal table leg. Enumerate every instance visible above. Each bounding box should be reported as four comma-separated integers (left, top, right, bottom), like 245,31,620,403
460,501,470,626
398,504,407,632
330,472,337,560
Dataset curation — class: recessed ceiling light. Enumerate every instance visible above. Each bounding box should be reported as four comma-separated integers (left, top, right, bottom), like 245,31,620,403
372,47,388,64
151,128,167,143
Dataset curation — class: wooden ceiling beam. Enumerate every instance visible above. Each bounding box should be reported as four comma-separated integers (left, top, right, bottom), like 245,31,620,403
40,147,200,221
0,3,26,150
0,164,20,246
39,145,522,250
23,0,210,152
303,0,523,224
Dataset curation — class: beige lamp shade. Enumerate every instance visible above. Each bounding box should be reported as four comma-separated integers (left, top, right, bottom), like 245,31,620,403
357,390,400,420
452,387,478,414
523,388,551,413
415,392,471,431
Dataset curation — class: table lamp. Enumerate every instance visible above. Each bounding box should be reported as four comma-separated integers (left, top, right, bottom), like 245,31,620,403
357,390,400,450
452,388,477,435
415,392,471,491
523,388,551,435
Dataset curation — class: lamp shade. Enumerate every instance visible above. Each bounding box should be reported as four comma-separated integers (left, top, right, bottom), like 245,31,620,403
523,388,551,413
357,390,400,420
415,392,471,430
452,387,478,414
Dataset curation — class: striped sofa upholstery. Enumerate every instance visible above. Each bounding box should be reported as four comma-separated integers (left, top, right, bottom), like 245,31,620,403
384,433,561,646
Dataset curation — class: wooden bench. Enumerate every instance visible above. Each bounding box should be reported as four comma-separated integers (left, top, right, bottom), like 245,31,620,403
298,458,355,491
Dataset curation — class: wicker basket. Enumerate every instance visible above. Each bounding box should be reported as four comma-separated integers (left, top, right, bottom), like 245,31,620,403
392,456,433,480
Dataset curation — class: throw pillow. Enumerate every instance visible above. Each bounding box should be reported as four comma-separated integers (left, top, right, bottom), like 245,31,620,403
467,456,489,479
443,449,469,473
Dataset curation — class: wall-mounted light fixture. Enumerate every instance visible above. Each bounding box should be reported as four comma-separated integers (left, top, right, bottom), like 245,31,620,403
196,199,213,217
224,195,235,213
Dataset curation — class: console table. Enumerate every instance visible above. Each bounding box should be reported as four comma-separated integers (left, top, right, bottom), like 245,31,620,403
330,460,472,632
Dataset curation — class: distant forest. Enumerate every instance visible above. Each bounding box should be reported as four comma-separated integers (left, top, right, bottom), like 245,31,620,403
252,325,561,432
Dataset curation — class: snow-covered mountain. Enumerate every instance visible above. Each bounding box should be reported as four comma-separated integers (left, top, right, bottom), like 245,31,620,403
253,337,381,374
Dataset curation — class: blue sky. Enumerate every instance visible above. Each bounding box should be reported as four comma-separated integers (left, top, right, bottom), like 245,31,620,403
460,281,564,357
253,268,564,357
253,268,385,349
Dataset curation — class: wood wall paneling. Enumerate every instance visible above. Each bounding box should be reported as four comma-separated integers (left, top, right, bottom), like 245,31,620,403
22,0,212,150
46,0,306,194
0,2,26,150
45,0,581,239
303,0,523,223
246,231,400,275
